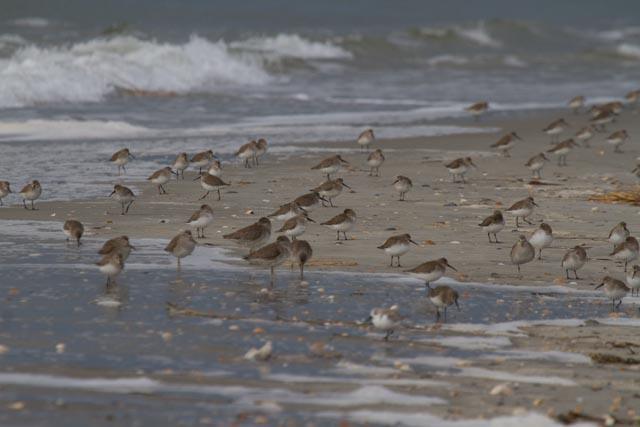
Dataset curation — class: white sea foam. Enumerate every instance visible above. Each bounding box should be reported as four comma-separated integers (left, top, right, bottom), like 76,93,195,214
420,336,512,351
485,350,591,364
11,17,51,28
231,33,352,59
266,373,448,388
455,24,502,48
427,54,470,66
616,43,640,59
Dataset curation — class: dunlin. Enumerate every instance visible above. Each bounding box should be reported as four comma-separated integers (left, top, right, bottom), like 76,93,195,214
357,129,375,151
207,159,223,177
426,284,460,322
109,184,135,215
19,180,42,210
255,138,268,165
191,150,215,173
606,129,628,153
393,175,412,201
626,89,640,107
608,222,630,250
290,239,313,280
236,140,258,168
277,212,315,240
294,192,328,212
365,306,401,340
367,149,385,176
575,125,595,147
377,233,419,267
223,217,271,253
600,101,624,115
525,153,549,179
268,201,306,221
510,235,535,275
110,148,134,175
568,95,585,113
547,139,578,166
187,204,214,238
506,196,537,228
147,166,175,195
543,118,569,143
445,157,476,183
243,235,291,286
311,155,349,180
321,208,356,241
63,219,84,246
589,110,614,131
478,210,505,243
561,245,587,280
312,178,351,207
491,132,521,157
96,252,124,286
625,265,640,296
0,181,11,206
407,257,457,287
98,236,135,261
465,101,488,121
596,276,629,311
194,173,229,201
610,236,639,272
165,230,197,271
172,152,189,179
529,223,553,260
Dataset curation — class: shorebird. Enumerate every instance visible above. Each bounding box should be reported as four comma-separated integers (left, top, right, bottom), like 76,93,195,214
525,153,549,179
223,217,271,254
610,236,639,272
510,235,535,275
568,95,585,113
255,138,268,165
109,184,135,215
357,129,375,151
367,149,385,176
236,140,258,168
311,155,349,179
0,181,11,206
393,176,412,201
312,178,351,207
606,129,628,153
626,265,640,296
596,276,629,311
63,220,84,246
277,212,315,240
365,306,401,340
268,201,306,221
406,257,457,287
426,284,460,322
147,166,175,195
110,148,134,175
478,210,505,243
599,101,624,115
589,110,614,131
506,196,537,228
191,150,215,173
207,159,222,177
543,118,569,143
172,152,189,179
529,223,553,260
194,173,229,201
465,101,488,121
19,180,42,210
290,239,312,280
575,126,595,147
294,192,328,212
98,236,135,261
445,157,476,183
626,89,640,107
378,233,419,267
96,252,124,286
187,204,214,239
609,222,630,250
321,208,356,241
562,245,587,280
244,236,291,286
491,132,521,157
547,139,578,166
165,230,197,271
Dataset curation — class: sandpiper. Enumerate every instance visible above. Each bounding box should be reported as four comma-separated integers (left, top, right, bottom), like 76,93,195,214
393,175,412,201
600,101,624,115
606,129,628,153
268,201,306,221
205,159,223,177
562,245,587,280
255,138,268,165
172,152,189,180
568,95,585,113
426,284,460,322
19,180,42,210
96,252,124,286
194,172,229,201
445,157,476,183
491,132,521,157
406,257,457,287
596,276,629,311
367,149,385,176
465,101,488,121
290,239,313,280
311,155,349,180
610,236,639,272
187,204,214,239
109,184,135,215
575,125,595,147
223,217,271,253
625,265,640,296
357,129,375,151
236,140,258,168
312,178,351,207
547,139,578,166
365,306,401,340
165,230,197,271
478,210,505,243
626,89,640,107
609,222,630,250
63,219,84,247
98,236,135,261
110,148,134,175
525,153,549,179
243,236,291,286
294,192,328,212
543,118,569,143
276,212,315,240
191,150,215,173
511,235,535,275
0,181,11,206
506,196,537,228
589,110,614,131
377,233,419,267
529,223,553,260
147,166,175,195
321,208,356,241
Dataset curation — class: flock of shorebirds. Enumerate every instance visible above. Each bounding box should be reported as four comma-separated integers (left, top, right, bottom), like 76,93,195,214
2,89,640,340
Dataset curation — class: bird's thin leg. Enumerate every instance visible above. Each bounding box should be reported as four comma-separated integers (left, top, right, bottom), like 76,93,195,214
336,231,340,241
217,189,221,200
270,266,275,288
538,249,542,260
299,264,304,280
515,217,520,228
444,306,448,322
494,233,500,243
487,232,492,243
574,269,580,280
121,201,125,215
126,201,133,213
198,191,209,200
389,256,393,267
177,257,181,272
565,269,569,280
343,232,348,240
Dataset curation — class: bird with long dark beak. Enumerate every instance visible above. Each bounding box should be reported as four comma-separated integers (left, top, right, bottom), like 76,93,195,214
595,276,629,312
364,306,402,341
193,172,229,201
109,184,135,215
110,148,135,175
311,155,350,180
312,178,351,207
426,284,460,323
406,257,457,287
377,233,419,267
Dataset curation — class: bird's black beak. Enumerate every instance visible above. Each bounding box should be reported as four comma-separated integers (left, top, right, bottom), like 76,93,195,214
192,175,201,181
342,182,352,190
171,169,178,175
363,315,373,325
109,190,115,197
446,262,458,271
319,195,329,203
532,201,539,207
409,239,419,246
299,206,307,213
307,217,316,223
129,154,135,159
595,283,603,289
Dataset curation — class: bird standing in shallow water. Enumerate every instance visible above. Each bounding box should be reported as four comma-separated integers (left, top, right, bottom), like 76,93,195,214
426,284,460,323
406,257,457,287
63,220,84,247
510,235,535,276
365,306,402,341
110,148,134,175
244,236,291,287
165,230,197,272
19,180,42,210
596,276,629,312
290,239,313,280
561,246,587,280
